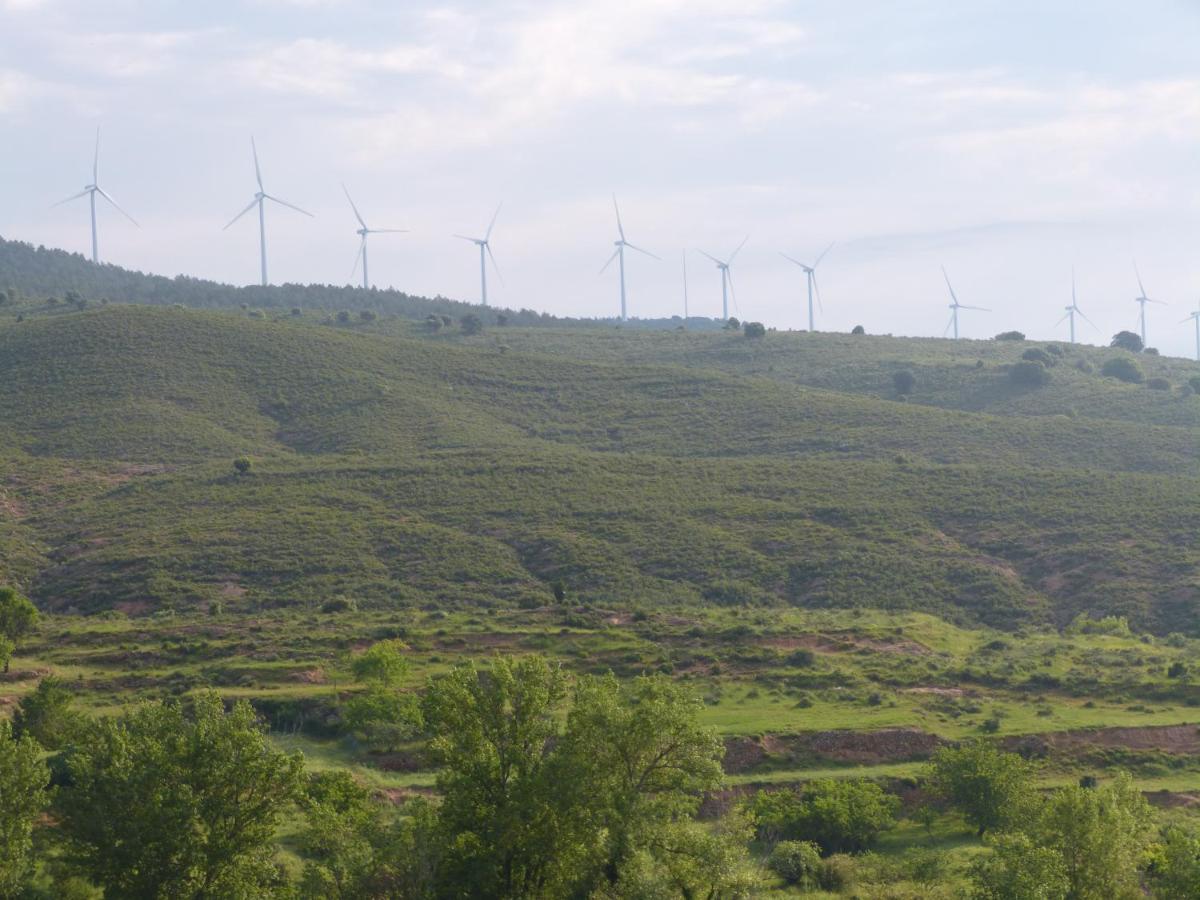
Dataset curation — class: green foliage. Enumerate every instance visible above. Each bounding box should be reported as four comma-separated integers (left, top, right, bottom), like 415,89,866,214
1102,355,1145,383
459,313,483,336
350,640,409,686
1021,348,1055,367
970,832,1069,900
1111,331,1144,352
0,720,50,898
342,686,421,752
927,741,1033,836
0,586,38,672
893,369,916,394
995,331,1026,341
58,691,304,900
751,779,898,854
1066,613,1132,637
768,839,822,885
742,321,766,339
13,675,79,750
232,456,253,476
1156,827,1200,899
1010,360,1050,387
1147,377,1171,391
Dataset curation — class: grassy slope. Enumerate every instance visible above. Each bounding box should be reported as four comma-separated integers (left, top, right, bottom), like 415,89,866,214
0,305,1196,633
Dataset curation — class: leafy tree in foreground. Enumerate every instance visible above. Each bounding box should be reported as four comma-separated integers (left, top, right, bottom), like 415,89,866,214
0,586,38,673
1155,827,1200,899
13,675,80,750
343,640,422,751
927,741,1033,837
970,831,1068,900
59,691,304,900
0,721,49,898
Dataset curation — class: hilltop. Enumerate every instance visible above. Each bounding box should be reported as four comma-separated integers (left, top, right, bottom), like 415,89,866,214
0,300,1194,633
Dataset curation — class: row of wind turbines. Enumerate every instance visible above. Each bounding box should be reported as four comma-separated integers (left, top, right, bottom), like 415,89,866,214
53,132,1200,358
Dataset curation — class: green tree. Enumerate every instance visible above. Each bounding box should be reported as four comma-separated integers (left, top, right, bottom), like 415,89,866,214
768,840,822,886
351,640,409,687
927,741,1033,837
558,673,725,889
1101,356,1145,383
1110,330,1144,352
1032,773,1153,900
785,778,899,854
742,321,766,339
459,313,483,335
893,370,916,395
970,832,1069,900
232,456,252,476
0,720,50,898
422,655,570,898
1156,827,1200,899
343,640,420,751
13,675,80,750
59,691,304,899
0,587,38,673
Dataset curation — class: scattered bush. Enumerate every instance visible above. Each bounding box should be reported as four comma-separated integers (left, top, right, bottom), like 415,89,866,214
743,321,766,339
1100,356,1144,384
994,331,1025,341
1147,377,1171,391
335,309,351,324
1110,330,1143,352
320,596,357,614
1009,360,1050,387
232,457,252,477
724,317,741,331
1189,376,1200,393
768,840,821,886
1021,347,1055,367
851,325,865,335
459,313,483,336
1074,359,1094,374
358,309,376,323
893,370,916,395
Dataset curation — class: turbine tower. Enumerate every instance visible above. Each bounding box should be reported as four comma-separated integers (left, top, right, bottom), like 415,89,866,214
223,137,313,287
941,266,989,339
53,127,139,264
698,237,748,321
454,204,503,306
780,242,834,331
1182,301,1200,361
1132,262,1166,347
599,195,659,321
1056,268,1095,344
343,184,407,290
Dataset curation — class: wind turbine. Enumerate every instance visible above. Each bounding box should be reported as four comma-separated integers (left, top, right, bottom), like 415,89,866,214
53,127,139,264
1182,301,1200,361
780,242,834,331
1132,262,1167,347
941,266,989,339
223,137,313,287
454,204,503,306
599,195,659,321
698,236,748,321
343,184,407,290
1056,267,1096,344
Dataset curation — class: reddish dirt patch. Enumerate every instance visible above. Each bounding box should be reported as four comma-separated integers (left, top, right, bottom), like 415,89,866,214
293,668,326,684
1146,790,1200,809
113,600,153,616
723,727,944,774
1005,724,1200,757
379,786,437,805
220,581,247,598
903,686,965,697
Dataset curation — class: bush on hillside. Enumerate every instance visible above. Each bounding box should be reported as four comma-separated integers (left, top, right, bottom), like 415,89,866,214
1101,356,1144,383
851,325,865,335
1147,377,1171,391
893,370,916,395
1074,359,1094,374
1009,360,1050,387
1043,343,1064,357
1021,348,1055,367
459,314,483,336
743,321,766,339
769,841,822,886
1110,331,1143,352
995,331,1025,341
1189,375,1200,393
358,310,376,323
1144,347,1160,355
724,317,740,331
232,457,252,477
335,310,351,324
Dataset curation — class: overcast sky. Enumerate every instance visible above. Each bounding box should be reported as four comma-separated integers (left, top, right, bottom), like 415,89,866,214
2,0,1198,354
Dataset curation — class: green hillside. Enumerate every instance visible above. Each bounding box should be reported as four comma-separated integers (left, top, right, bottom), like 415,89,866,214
0,303,1196,633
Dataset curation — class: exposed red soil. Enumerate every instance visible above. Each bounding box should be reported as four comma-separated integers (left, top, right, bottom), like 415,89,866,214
723,727,944,774
1004,723,1200,757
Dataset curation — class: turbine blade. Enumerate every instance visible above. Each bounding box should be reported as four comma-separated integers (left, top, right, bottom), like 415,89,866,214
486,242,504,285
453,234,479,243
342,183,367,230
960,304,991,312
485,202,502,241
1133,259,1147,300
1148,298,1168,305
697,249,723,266
368,228,408,234
52,189,91,208
351,235,366,277
941,266,959,305
251,136,264,191
264,194,314,217
1078,309,1100,331
612,194,625,242
95,187,140,227
727,268,740,314
1055,311,1071,326
599,248,620,275
93,126,100,183
813,272,824,314
779,252,805,267
223,198,259,230
728,234,749,263
943,312,956,338
625,242,660,260
813,241,834,268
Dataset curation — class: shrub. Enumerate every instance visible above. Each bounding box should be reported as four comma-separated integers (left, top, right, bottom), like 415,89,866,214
1074,359,1094,374
358,309,376,323
1144,347,1159,355
1009,360,1050,387
1110,330,1143,352
768,840,821,886
994,331,1025,341
789,779,899,854
1189,376,1200,393
232,457,252,477
459,314,483,335
851,325,865,335
743,321,766,339
335,310,351,324
13,676,78,750
893,370,916,395
1147,377,1171,391
724,317,741,331
320,596,357,614
1021,347,1054,367
1043,343,1064,357
290,307,302,317
1101,356,1144,383
1168,662,1188,679
816,854,856,891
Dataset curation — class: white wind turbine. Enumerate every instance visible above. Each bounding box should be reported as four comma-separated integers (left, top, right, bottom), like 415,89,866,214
454,204,503,306
698,236,748,321
343,184,407,290
1132,261,1167,347
780,242,834,332
53,127,139,264
223,137,313,287
599,195,659,321
1181,301,1200,361
1056,268,1096,344
941,266,989,339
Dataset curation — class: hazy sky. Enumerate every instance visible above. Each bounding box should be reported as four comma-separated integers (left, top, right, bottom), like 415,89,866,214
2,0,1199,354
